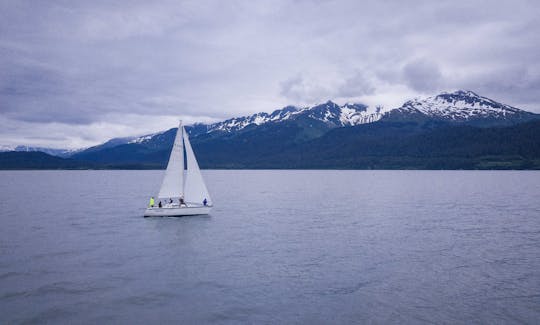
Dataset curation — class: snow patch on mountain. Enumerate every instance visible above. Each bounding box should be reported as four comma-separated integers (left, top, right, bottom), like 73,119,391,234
0,145,15,152
340,103,383,126
128,132,164,144
128,135,152,144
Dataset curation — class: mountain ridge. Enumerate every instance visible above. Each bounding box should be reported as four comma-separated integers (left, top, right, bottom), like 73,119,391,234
3,90,539,161
66,90,539,152
4,120,540,169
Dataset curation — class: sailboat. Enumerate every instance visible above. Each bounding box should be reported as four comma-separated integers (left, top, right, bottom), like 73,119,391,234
144,121,212,217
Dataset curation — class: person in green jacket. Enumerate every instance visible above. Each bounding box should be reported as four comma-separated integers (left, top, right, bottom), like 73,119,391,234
149,196,155,207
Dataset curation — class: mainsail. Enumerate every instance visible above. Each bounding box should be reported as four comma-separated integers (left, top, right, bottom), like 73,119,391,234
183,127,212,205
158,122,184,198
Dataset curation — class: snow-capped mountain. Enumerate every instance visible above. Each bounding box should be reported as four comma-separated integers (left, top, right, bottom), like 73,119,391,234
199,101,382,134
389,90,535,123
195,90,534,136
6,90,538,161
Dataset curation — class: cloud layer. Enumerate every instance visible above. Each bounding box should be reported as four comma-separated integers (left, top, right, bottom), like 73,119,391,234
1,0,539,148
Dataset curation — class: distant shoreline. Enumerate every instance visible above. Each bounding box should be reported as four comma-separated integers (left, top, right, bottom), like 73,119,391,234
2,167,540,171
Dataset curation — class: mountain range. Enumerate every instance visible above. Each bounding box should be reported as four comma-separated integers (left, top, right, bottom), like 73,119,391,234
2,90,540,169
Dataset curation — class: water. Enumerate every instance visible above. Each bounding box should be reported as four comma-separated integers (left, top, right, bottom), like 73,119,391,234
0,170,539,324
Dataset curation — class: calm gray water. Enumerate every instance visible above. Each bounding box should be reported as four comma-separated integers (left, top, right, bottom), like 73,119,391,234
0,170,539,324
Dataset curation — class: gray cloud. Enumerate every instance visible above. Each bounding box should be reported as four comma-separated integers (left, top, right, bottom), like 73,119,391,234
402,59,443,93
280,76,305,102
1,0,540,148
337,71,376,98
459,65,540,110
279,75,333,104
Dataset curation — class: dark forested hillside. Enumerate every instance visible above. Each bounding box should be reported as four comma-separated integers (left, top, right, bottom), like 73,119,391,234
0,152,92,169
191,120,540,169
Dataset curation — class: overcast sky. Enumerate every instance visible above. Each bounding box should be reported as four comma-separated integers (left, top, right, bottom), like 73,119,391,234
1,0,539,148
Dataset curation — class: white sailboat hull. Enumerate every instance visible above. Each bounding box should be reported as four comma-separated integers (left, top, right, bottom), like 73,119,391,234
144,205,212,217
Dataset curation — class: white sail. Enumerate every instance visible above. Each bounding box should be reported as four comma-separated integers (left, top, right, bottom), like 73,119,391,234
182,127,212,205
158,122,184,198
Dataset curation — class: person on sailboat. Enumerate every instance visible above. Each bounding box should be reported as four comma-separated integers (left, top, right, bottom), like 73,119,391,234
203,198,208,206
158,201,162,208
168,198,173,204
179,196,186,207
149,197,155,208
